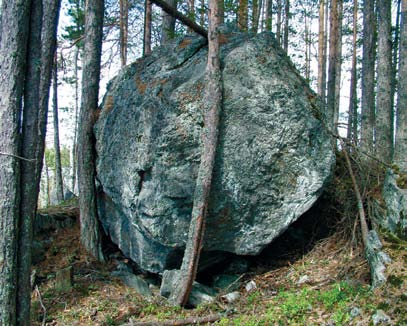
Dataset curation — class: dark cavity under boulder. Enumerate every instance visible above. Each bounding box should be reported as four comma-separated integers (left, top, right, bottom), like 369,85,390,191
94,30,335,273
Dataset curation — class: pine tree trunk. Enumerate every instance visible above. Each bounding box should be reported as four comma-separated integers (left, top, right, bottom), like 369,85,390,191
161,0,177,44
144,0,152,55
238,0,248,31
188,0,195,23
172,0,222,306
318,0,326,99
391,0,401,140
265,0,272,31
0,0,31,324
120,0,129,66
347,0,358,145
71,46,79,193
217,0,224,24
305,14,310,81
376,0,393,163
52,59,64,202
283,0,289,51
17,3,43,325
252,0,259,32
276,0,282,44
333,0,343,131
326,0,340,131
361,0,376,154
78,0,105,262
395,0,407,171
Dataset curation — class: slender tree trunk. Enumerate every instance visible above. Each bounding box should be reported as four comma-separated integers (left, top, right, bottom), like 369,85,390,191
395,0,407,171
238,0,248,30
318,0,326,99
265,0,272,31
52,57,64,202
188,0,195,23
45,157,51,207
283,0,289,51
144,0,152,55
161,0,177,44
333,0,343,131
16,1,43,325
119,0,129,66
276,0,282,44
305,13,310,81
376,0,393,162
71,46,79,193
173,0,222,306
78,0,105,262
218,0,224,24
326,0,340,131
347,0,358,145
360,0,376,154
252,0,259,32
391,0,401,139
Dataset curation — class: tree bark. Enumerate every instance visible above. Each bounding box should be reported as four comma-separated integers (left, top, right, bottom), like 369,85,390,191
395,0,407,171
151,0,207,38
161,0,177,44
52,57,64,203
78,0,105,262
71,46,79,193
265,0,272,31
283,0,289,51
276,0,282,44
119,0,128,66
360,0,376,154
391,0,401,145
333,0,343,131
347,0,358,145
0,0,31,323
143,0,152,55
238,0,248,31
17,1,43,324
317,0,326,100
376,0,393,163
172,0,222,306
252,0,259,32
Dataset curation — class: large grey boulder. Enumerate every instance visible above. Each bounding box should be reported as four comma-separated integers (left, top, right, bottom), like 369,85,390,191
94,30,335,273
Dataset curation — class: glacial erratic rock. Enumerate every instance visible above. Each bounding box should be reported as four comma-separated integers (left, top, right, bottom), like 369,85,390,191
94,31,335,273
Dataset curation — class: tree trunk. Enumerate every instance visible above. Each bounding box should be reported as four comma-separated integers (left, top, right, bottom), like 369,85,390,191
144,0,152,55
276,0,281,44
317,0,326,99
347,0,358,145
161,0,177,44
0,0,31,323
376,0,393,163
17,2,43,325
283,0,289,51
391,0,401,144
265,0,272,31
45,157,51,207
333,0,343,131
119,0,129,66
360,0,376,154
395,0,407,171
78,0,105,262
188,0,195,23
71,46,79,193
252,0,259,32
305,13,310,81
238,0,248,31
52,58,64,203
326,0,340,131
218,0,224,24
172,0,222,306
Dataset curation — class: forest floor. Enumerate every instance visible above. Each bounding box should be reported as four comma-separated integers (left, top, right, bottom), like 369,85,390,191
31,203,407,326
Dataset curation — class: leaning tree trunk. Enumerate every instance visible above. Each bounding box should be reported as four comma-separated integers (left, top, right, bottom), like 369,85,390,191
52,58,65,203
395,0,407,172
376,0,393,163
0,0,31,324
172,0,223,306
17,1,43,324
78,0,105,262
360,0,376,154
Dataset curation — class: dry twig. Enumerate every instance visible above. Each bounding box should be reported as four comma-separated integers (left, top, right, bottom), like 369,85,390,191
126,314,222,326
35,285,47,326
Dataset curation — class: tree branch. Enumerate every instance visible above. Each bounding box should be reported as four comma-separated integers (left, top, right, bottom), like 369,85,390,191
126,314,222,326
0,152,36,162
150,0,208,39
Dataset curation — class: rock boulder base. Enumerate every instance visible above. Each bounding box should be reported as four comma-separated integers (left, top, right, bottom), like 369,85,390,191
94,30,335,273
